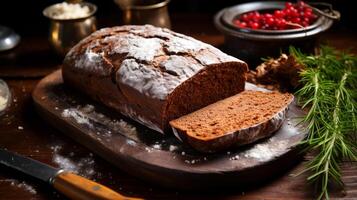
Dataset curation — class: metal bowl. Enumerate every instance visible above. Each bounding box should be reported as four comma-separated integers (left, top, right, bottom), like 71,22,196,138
0,26,20,52
214,1,335,68
43,2,97,56
114,0,171,29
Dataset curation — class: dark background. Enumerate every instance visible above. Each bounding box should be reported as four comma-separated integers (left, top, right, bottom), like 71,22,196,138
0,0,355,36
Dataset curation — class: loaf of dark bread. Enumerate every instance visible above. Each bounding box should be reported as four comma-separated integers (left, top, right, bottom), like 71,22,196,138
62,25,248,133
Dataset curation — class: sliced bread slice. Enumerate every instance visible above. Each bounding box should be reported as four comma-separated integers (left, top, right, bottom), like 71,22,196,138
169,90,294,153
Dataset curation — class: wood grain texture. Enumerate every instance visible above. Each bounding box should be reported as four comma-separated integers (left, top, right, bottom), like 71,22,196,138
53,172,142,200
0,13,356,200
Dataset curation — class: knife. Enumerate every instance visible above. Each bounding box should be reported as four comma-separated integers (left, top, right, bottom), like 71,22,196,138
0,148,143,200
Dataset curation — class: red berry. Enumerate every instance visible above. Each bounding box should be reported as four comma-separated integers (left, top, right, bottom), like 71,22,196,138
274,10,284,18
296,1,305,11
285,2,293,9
284,8,292,17
289,7,299,17
304,7,313,13
246,12,254,20
291,17,301,24
252,11,261,22
264,13,273,18
241,14,249,22
233,19,241,26
276,19,287,29
304,11,313,18
240,22,247,28
234,1,313,30
266,17,275,26
297,1,305,7
250,22,260,29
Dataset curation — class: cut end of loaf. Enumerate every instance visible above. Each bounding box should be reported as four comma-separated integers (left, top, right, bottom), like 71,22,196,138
163,62,247,132
169,90,293,152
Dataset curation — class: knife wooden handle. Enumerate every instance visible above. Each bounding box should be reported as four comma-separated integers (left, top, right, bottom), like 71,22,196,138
53,172,143,200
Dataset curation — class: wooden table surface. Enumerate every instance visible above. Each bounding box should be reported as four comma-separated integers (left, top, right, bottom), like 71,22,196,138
0,14,356,200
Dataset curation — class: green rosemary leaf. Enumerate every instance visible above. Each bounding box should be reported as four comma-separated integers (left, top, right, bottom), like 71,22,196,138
291,45,357,200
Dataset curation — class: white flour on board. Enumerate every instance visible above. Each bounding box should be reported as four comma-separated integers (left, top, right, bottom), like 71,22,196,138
50,144,96,179
62,108,91,126
0,179,37,194
241,138,288,162
61,104,138,141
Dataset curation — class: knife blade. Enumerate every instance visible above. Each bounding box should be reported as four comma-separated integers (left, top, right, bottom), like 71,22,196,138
0,148,143,200
0,148,59,183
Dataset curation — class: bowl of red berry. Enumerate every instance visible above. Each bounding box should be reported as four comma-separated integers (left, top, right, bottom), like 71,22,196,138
214,1,338,67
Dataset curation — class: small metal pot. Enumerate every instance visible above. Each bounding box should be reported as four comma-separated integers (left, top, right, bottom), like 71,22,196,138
43,2,97,56
115,0,171,29
214,1,336,67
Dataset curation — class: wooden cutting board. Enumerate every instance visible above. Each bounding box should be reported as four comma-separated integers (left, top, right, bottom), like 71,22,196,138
32,70,307,189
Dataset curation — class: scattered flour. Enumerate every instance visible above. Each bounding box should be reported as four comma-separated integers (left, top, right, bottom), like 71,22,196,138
114,119,137,139
126,139,136,146
152,144,161,149
145,147,153,153
0,179,37,194
184,159,200,164
50,145,62,153
169,145,178,152
229,154,240,161
242,139,288,161
61,104,138,141
53,154,78,173
51,145,96,178
62,108,91,126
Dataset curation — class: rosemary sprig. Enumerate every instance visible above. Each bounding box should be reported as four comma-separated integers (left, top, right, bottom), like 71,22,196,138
292,46,357,199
